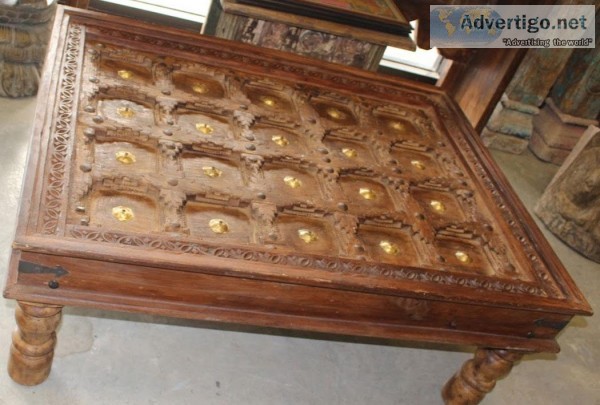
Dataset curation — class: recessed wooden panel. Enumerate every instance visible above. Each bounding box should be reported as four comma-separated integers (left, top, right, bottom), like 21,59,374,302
94,141,157,174
246,89,293,113
172,73,225,98
378,116,423,141
435,240,495,277
390,148,442,179
99,99,155,127
339,176,394,212
99,58,152,85
89,191,159,233
357,224,420,266
175,112,230,138
411,188,466,223
252,126,308,154
275,214,337,255
323,136,374,165
311,102,357,125
181,152,242,186
263,164,322,204
185,202,251,243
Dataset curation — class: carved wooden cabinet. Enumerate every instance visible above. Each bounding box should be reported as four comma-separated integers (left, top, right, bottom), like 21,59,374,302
202,0,414,71
3,7,591,403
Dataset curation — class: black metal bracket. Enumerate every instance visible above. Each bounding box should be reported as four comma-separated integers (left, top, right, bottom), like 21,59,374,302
534,318,569,331
18,261,69,278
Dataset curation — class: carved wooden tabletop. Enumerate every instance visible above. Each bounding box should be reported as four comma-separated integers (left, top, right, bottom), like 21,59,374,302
3,7,591,403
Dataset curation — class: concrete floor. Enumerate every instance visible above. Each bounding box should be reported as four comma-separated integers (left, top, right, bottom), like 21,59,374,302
0,96,598,405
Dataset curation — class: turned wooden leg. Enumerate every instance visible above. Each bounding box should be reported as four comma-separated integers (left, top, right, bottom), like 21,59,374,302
442,348,524,405
8,301,63,386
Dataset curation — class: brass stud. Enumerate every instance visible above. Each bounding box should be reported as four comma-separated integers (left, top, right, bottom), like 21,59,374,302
411,160,426,170
298,229,317,244
389,121,405,131
112,206,134,222
196,123,214,135
117,70,133,80
115,151,136,164
379,240,399,255
359,188,376,200
117,106,135,118
208,218,229,234
192,83,208,94
272,135,289,146
260,96,277,107
455,251,472,264
326,107,346,120
342,148,357,158
202,166,222,178
430,200,445,213
284,176,302,189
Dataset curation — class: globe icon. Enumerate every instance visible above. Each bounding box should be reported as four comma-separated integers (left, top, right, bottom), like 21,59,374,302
430,7,504,47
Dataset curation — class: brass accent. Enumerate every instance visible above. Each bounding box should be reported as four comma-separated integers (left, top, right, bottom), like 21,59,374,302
192,83,208,94
112,206,134,222
117,106,135,118
326,107,346,120
202,166,222,178
196,123,214,135
341,148,357,158
455,251,472,264
272,135,289,146
359,188,376,200
115,151,136,165
430,200,446,213
260,96,277,107
411,160,426,170
117,70,133,80
284,176,302,189
208,218,229,234
297,229,317,244
379,240,399,255
389,121,405,131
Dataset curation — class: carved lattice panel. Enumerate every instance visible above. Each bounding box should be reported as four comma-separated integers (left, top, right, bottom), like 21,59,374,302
60,38,539,287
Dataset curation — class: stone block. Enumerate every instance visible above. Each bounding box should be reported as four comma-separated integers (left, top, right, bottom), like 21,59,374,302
481,127,529,154
529,130,571,165
486,94,538,139
535,126,600,263
530,98,599,164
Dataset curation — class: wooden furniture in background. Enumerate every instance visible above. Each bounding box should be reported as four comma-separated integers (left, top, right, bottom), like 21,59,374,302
3,7,591,402
0,0,56,97
202,0,415,71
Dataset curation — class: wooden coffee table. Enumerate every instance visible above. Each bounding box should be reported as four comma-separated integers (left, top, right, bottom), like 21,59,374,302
3,7,591,404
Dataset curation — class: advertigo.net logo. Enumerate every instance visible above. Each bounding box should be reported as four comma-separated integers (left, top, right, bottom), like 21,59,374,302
430,5,595,48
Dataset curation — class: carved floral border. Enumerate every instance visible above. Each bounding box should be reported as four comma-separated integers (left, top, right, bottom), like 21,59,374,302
41,24,82,235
